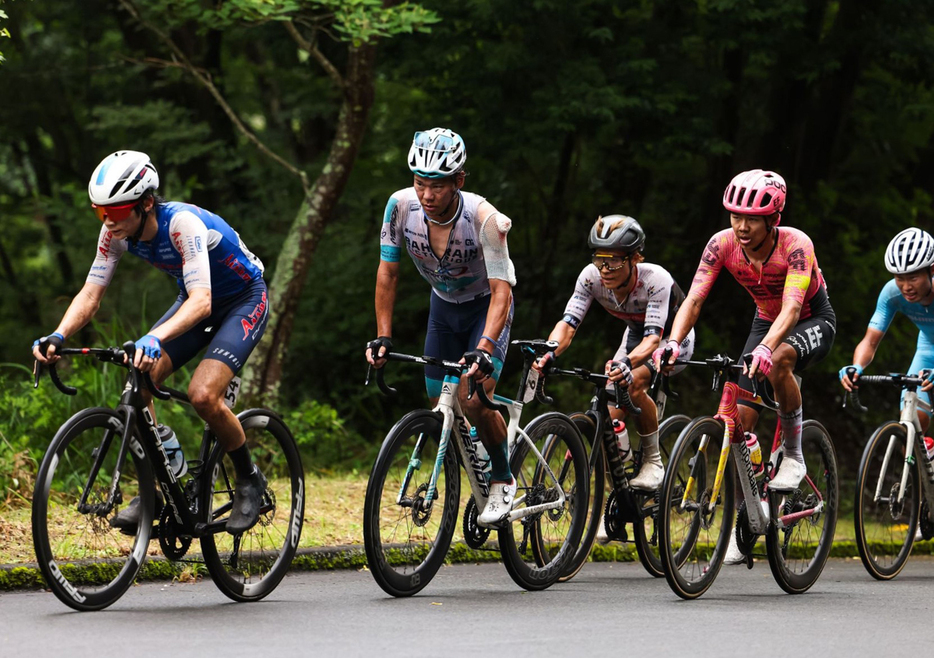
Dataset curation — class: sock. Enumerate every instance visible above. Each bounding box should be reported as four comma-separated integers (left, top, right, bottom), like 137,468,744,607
778,406,804,463
639,430,662,468
227,443,255,480
487,440,511,482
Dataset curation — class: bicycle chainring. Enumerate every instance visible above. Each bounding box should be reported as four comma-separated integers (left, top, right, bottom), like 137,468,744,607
463,495,491,549
159,504,192,560
921,499,934,541
888,482,906,521
603,491,628,543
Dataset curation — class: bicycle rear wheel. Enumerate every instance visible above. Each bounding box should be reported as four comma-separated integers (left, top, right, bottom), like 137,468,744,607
32,408,154,611
634,414,691,578
363,410,459,597
505,412,588,590
659,416,734,600
765,421,838,594
201,409,305,602
548,412,604,582
853,420,919,580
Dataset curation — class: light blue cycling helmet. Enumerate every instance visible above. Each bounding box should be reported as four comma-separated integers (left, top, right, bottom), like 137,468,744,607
408,128,466,179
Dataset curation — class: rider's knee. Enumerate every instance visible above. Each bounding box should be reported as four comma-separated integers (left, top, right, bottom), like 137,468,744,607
188,383,221,417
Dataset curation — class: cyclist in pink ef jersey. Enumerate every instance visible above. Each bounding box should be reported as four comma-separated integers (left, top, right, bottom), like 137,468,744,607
655,169,835,501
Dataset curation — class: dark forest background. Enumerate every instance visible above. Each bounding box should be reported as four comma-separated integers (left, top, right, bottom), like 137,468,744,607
2,0,933,497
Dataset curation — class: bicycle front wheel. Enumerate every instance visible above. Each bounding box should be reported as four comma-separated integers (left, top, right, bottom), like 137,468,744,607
505,412,588,591
32,408,154,611
363,410,459,597
201,409,305,602
659,416,734,600
853,420,919,580
549,412,604,582
634,414,691,578
765,420,838,594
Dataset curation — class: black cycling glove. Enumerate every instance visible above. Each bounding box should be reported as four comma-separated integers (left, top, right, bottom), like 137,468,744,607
33,332,64,357
463,348,495,377
367,336,393,359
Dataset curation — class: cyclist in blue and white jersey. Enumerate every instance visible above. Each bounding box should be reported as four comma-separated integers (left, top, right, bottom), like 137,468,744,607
536,215,694,492
32,150,269,535
365,128,517,527
841,228,934,434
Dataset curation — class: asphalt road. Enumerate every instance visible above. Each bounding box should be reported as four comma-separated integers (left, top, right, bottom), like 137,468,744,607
3,558,933,656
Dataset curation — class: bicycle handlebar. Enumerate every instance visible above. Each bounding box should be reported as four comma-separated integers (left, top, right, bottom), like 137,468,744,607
546,364,642,416
365,351,507,412
33,340,172,400
669,353,781,410
842,371,927,414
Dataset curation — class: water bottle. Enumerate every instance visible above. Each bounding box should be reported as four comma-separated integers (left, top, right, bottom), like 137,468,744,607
469,426,492,481
612,419,632,463
745,432,763,475
924,436,934,461
158,424,188,479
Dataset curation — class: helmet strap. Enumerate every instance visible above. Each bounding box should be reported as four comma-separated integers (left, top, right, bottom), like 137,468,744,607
613,258,637,293
424,191,461,227
749,226,776,253
129,203,150,244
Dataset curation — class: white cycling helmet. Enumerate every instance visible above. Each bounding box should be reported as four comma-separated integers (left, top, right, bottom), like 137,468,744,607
88,150,159,205
885,228,934,274
407,128,466,179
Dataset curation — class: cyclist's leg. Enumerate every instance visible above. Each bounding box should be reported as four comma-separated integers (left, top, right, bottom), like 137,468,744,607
768,313,835,489
191,281,270,533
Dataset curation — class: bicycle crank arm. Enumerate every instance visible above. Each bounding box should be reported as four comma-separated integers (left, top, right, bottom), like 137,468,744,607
506,495,567,523
774,501,823,529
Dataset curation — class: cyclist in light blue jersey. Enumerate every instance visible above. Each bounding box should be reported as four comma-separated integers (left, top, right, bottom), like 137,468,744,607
841,228,934,434
366,128,518,527
32,150,268,535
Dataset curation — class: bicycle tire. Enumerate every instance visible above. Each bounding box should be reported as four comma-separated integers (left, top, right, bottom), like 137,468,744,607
659,416,734,600
765,420,838,594
502,412,588,590
363,410,459,597
32,408,155,611
853,420,920,581
201,409,305,602
634,414,691,578
551,412,604,582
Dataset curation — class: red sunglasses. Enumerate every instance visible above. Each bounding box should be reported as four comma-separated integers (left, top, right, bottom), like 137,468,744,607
91,202,137,223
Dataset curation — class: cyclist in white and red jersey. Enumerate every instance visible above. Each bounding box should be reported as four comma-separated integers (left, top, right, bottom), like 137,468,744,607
536,215,695,492
655,169,835,560
32,150,268,535
365,128,518,527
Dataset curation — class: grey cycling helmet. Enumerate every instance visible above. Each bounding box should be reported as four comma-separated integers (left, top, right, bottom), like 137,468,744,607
588,215,645,252
885,228,934,274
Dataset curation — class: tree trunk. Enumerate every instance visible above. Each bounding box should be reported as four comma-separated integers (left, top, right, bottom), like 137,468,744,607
240,42,378,405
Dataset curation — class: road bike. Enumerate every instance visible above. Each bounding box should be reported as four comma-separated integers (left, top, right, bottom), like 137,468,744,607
362,340,588,596
846,371,934,580
31,341,305,611
539,361,690,580
658,353,838,599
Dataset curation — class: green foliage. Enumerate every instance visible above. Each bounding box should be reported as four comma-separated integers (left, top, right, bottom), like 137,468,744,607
289,397,372,471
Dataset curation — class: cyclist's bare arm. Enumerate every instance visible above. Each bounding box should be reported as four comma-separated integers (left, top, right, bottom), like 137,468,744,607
841,327,885,392
628,333,662,369
476,278,512,355
547,320,576,356
33,281,106,363
368,260,400,366
663,294,705,360
149,288,212,344
757,298,803,353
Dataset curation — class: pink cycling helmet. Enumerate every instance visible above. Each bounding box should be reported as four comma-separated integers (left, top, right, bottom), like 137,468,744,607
722,169,786,223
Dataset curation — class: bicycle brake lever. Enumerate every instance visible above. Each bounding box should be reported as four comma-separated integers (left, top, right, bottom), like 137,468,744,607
33,360,42,388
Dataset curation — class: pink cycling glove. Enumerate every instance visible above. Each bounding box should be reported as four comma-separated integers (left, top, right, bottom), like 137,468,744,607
652,339,681,370
748,344,773,377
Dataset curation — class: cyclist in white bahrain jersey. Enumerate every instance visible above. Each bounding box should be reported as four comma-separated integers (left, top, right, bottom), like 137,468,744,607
366,128,518,528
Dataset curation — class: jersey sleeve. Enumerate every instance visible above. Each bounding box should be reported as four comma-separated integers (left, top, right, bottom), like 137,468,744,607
687,233,726,301
168,211,212,292
642,265,673,336
85,224,127,288
780,232,815,309
868,280,901,334
479,211,517,286
379,193,405,263
561,266,596,329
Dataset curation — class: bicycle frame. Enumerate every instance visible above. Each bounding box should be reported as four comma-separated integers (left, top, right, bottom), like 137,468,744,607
385,355,569,525
681,361,824,536
873,388,934,508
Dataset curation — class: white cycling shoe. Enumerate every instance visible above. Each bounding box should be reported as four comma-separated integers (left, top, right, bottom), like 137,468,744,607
724,530,745,565
629,462,664,491
596,516,611,545
478,478,516,528
769,457,807,491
